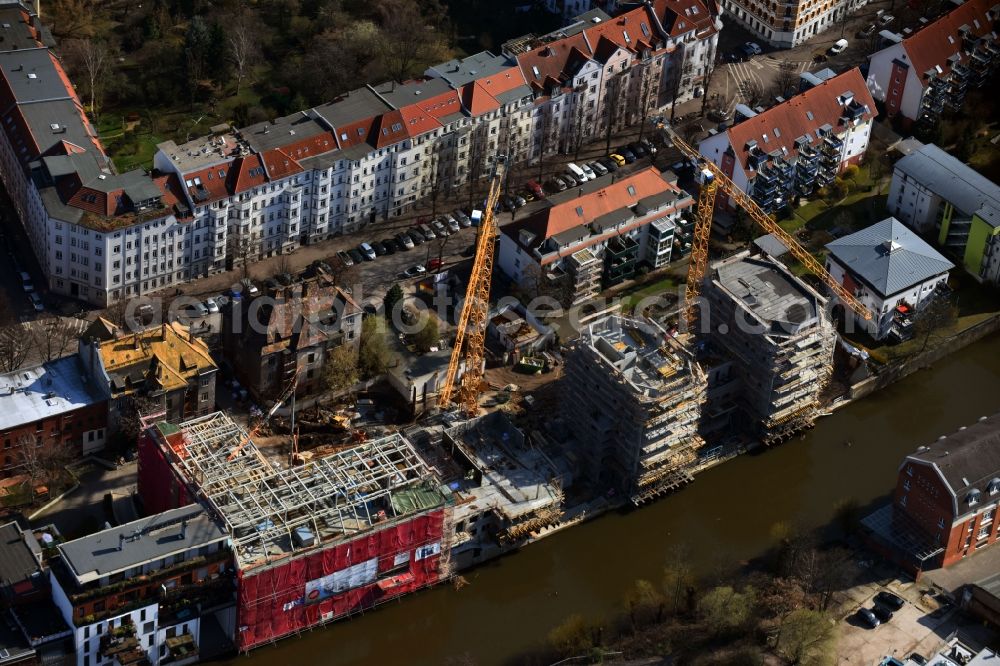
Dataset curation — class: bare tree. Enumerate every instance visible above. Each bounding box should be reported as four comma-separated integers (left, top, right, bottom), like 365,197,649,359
227,17,260,96
699,55,720,118
66,38,110,118
739,80,765,108
274,253,292,278
0,324,32,372
772,60,799,100
31,318,80,363
119,395,161,443
914,293,957,352
229,234,257,281
16,433,73,498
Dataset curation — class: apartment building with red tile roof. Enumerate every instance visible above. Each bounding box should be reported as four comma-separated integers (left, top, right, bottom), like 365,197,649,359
866,0,999,127
498,167,694,303
699,67,877,214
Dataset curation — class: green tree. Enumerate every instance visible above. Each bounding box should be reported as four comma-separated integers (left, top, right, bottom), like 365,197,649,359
698,585,756,636
383,284,405,321
546,614,595,658
622,579,665,629
774,609,836,664
413,313,440,353
662,558,697,616
323,344,359,395
358,316,391,378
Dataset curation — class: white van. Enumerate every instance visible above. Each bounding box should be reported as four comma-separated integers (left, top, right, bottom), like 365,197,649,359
829,38,849,54
566,162,590,182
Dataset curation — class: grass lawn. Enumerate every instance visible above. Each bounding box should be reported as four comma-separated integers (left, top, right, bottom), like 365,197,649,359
619,276,679,311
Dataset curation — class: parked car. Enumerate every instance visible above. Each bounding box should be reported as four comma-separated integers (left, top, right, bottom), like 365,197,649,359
857,608,880,629
405,264,427,277
205,298,220,314
444,216,460,233
526,179,546,198
829,38,849,54
418,223,436,241
240,279,260,297
858,23,877,37
372,241,388,257
878,13,895,26
608,153,626,167
518,189,536,202
396,232,415,250
707,108,731,123
337,250,354,266
453,209,472,227
725,50,747,63
431,218,450,236
580,163,596,180
547,176,568,192
639,137,657,155
745,41,762,55
561,172,579,187
874,592,904,611
617,147,637,163
598,156,620,171
348,248,364,264
628,142,649,158
739,43,757,59
512,195,527,209
19,271,32,293
28,292,43,312
358,242,376,261
871,605,893,623
589,160,608,176
192,301,210,318
906,654,927,666
381,239,397,255
426,257,442,271
409,229,426,245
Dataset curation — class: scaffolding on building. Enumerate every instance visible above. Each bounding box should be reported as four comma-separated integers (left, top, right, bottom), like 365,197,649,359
156,412,447,572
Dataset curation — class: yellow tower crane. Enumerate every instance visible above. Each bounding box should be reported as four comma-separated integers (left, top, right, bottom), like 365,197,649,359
438,155,508,415
658,124,874,328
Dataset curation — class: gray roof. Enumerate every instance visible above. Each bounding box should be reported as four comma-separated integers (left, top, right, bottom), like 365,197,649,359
58,504,228,585
240,111,330,153
906,411,1000,513
825,217,953,297
0,6,45,52
19,99,98,159
313,87,392,129
976,203,1000,230
0,356,106,431
0,522,41,600
0,48,73,103
426,51,513,88
894,143,1000,217
754,233,790,257
372,77,453,109
713,254,821,334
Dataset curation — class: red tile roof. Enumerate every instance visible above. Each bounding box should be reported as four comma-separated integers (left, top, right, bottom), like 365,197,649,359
901,0,995,82
227,154,267,194
371,109,413,148
152,172,187,216
516,0,717,92
540,167,680,238
724,68,876,169
461,80,501,116
396,103,443,137
261,148,304,180
181,161,234,205
279,131,337,161
333,117,377,151
411,89,464,121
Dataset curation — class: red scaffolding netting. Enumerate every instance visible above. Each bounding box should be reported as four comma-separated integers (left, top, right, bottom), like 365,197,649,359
236,509,445,651
137,430,191,515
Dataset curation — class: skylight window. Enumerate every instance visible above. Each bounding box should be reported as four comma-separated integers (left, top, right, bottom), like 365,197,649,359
532,66,541,78
627,185,636,196
641,22,650,37
27,73,37,79
623,30,631,44
805,110,814,120
340,132,348,140
392,123,403,132
575,206,584,217
773,127,781,137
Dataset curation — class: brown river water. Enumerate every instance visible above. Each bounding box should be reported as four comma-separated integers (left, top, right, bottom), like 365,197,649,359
224,333,1000,666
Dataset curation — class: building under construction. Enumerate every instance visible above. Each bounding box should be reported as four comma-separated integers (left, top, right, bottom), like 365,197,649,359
702,251,837,444
137,412,452,652
562,315,707,505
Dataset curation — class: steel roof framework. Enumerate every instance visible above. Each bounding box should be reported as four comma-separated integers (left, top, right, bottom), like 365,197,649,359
162,413,434,570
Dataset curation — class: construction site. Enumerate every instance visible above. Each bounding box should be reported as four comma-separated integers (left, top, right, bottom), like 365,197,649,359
702,251,838,444
561,315,707,505
137,412,453,651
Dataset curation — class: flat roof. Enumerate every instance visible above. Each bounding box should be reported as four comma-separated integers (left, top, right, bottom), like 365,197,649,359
426,51,513,88
313,87,393,129
240,111,330,153
0,6,43,52
712,252,823,334
153,412,446,571
580,314,697,399
58,504,228,585
0,48,71,104
0,356,105,432
895,143,1000,217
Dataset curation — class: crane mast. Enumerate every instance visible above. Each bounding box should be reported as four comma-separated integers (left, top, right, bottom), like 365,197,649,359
438,155,508,415
659,124,874,327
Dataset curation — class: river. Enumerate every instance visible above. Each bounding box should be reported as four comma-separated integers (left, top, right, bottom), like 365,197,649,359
225,332,1000,666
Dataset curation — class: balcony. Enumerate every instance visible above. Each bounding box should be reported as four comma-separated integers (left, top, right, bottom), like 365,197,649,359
162,633,199,666
99,624,149,666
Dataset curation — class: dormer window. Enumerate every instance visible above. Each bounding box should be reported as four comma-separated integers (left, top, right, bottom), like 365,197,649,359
989,478,1000,495
967,488,981,505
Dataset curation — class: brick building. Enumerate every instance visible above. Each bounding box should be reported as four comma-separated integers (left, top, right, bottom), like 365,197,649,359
0,356,107,479
862,411,1000,575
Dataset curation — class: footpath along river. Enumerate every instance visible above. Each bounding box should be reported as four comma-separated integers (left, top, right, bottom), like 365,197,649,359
225,332,1000,666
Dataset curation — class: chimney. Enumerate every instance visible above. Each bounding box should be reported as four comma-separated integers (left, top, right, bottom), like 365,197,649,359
118,534,125,551
180,519,188,540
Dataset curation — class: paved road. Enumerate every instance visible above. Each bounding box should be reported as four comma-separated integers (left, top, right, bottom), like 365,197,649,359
32,461,138,540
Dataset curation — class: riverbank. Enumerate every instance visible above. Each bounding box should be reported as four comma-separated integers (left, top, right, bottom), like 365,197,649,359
215,332,1000,666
